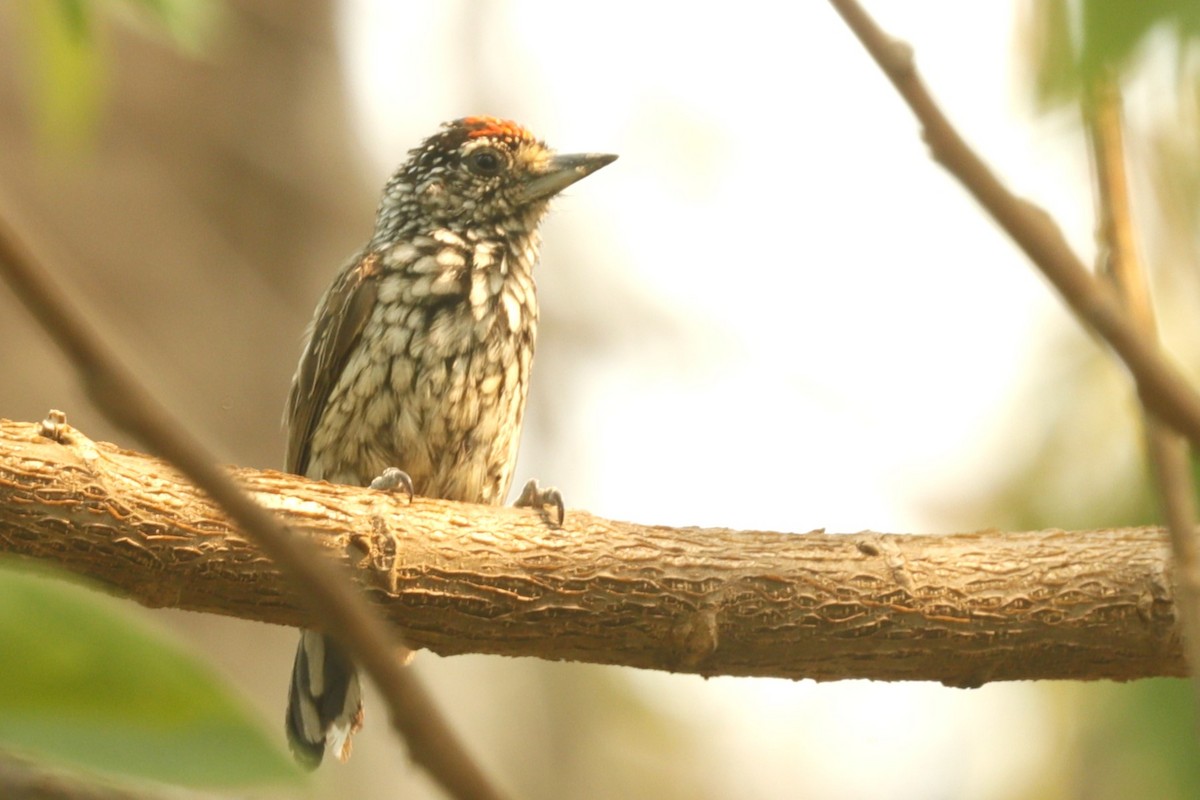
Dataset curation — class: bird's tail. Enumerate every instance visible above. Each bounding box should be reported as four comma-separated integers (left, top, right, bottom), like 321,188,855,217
285,629,363,769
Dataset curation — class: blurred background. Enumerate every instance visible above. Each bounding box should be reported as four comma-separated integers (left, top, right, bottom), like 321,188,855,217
2,0,1200,797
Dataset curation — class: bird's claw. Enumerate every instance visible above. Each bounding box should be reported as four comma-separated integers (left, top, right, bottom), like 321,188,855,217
369,467,414,502
515,478,565,527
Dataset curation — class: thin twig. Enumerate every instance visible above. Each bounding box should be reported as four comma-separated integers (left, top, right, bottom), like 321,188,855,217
1086,77,1153,317
0,203,507,799
1083,73,1200,703
826,0,1200,449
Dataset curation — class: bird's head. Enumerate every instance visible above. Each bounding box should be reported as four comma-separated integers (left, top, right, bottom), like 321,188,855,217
377,117,616,235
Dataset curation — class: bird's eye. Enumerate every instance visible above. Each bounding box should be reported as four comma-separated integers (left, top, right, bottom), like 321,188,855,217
466,148,505,176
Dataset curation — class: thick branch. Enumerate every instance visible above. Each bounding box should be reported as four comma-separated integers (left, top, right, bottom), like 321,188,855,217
0,419,1183,686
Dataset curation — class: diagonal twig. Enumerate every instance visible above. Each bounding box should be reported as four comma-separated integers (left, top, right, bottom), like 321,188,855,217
826,0,1200,448
0,200,508,799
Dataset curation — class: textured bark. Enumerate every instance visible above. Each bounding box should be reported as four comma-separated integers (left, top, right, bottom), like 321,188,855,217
0,418,1184,686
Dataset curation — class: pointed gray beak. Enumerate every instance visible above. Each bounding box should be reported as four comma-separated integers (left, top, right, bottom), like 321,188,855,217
518,152,618,204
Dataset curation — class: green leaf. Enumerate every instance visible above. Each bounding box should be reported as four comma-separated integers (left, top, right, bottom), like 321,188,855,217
1020,0,1200,110
53,0,91,41
110,0,221,54
1079,0,1200,77
0,560,299,788
1024,0,1079,111
21,0,105,148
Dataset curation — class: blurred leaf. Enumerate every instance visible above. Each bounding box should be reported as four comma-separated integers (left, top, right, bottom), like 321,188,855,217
15,0,220,148
54,0,91,40
1024,0,1079,111
20,0,105,148
1020,0,1200,109
1079,0,1200,77
108,0,221,54
0,560,299,788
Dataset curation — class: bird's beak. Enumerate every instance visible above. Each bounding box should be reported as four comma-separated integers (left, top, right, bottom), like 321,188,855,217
518,152,618,203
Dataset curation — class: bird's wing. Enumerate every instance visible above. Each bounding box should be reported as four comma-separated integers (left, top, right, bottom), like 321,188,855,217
284,251,382,476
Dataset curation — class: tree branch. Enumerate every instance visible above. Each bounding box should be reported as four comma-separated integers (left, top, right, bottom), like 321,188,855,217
0,418,1183,686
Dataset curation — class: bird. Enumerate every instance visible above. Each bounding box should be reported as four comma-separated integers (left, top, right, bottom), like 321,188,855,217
282,116,616,768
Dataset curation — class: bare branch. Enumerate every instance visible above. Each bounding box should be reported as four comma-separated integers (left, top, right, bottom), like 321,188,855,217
0,418,1183,686
0,203,505,799
1083,73,1200,704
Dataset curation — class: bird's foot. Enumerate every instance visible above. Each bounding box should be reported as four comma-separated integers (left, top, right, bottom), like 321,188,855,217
369,467,414,502
514,478,565,527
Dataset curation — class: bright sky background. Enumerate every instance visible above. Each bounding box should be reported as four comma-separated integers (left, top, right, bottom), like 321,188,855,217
333,1,1101,797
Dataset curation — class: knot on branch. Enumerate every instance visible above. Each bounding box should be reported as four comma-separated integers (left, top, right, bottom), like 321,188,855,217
671,608,719,668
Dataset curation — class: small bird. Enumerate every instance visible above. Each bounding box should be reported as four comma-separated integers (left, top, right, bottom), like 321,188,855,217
282,117,616,767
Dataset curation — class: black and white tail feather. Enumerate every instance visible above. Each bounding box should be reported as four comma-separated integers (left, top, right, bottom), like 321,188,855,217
285,630,362,768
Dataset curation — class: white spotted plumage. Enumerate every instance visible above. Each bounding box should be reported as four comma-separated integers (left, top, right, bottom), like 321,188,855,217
281,117,615,768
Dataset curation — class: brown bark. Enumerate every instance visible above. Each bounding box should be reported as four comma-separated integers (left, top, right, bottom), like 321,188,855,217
0,417,1183,686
